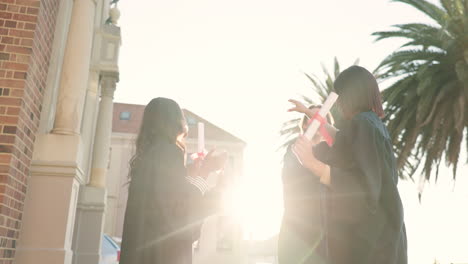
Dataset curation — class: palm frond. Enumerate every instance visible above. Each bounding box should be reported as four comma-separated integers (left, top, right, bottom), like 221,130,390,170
392,0,447,26
333,57,341,79
374,0,468,192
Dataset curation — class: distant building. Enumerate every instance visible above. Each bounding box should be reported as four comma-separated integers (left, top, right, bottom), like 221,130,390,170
105,102,247,264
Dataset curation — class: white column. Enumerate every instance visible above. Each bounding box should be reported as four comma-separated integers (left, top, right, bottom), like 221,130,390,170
89,72,118,188
72,186,107,264
72,72,118,264
52,0,97,135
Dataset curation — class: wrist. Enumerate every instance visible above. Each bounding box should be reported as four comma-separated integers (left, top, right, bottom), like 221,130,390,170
186,163,199,177
319,166,331,186
304,161,319,176
199,167,210,179
304,109,315,118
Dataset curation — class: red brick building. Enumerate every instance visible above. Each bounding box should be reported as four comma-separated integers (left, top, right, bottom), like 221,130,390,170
0,1,60,262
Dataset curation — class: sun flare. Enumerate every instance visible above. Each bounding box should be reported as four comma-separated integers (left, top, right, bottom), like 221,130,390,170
221,145,285,241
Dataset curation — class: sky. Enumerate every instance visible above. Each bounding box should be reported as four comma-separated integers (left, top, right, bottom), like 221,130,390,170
114,0,468,263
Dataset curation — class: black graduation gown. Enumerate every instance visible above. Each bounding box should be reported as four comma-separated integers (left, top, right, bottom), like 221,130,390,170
278,145,329,264
314,111,407,264
119,141,219,264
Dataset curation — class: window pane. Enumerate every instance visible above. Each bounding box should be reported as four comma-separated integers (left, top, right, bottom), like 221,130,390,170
120,111,131,120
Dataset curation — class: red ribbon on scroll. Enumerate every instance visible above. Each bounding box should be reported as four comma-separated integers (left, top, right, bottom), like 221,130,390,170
308,113,334,146
190,151,206,161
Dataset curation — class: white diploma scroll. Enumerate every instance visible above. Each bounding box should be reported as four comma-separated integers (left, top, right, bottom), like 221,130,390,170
304,92,339,140
197,122,205,153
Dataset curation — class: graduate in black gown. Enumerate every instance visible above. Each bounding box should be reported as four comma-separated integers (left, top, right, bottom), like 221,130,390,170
278,105,333,264
120,97,227,264
290,66,407,264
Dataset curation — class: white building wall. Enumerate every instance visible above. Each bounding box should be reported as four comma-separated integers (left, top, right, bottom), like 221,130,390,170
105,133,134,237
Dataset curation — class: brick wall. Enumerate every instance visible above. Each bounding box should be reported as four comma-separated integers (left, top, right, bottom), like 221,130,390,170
0,0,60,262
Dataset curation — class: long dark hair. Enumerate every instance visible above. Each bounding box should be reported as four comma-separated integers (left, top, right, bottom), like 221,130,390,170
334,65,384,119
128,97,187,180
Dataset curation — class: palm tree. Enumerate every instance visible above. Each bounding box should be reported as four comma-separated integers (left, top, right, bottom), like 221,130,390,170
279,58,358,149
373,0,468,188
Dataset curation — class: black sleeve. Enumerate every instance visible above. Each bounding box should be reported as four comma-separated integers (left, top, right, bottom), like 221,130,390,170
348,117,383,213
313,120,354,169
150,144,221,242
314,117,384,223
151,144,190,236
282,145,304,177
186,181,223,242
328,167,369,224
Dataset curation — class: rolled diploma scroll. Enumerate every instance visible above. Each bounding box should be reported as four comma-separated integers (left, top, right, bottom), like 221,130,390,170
198,122,205,153
304,92,339,140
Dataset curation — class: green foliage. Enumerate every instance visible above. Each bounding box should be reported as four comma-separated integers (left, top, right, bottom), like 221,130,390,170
373,0,468,186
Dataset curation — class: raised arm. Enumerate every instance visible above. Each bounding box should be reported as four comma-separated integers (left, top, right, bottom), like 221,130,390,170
288,99,338,140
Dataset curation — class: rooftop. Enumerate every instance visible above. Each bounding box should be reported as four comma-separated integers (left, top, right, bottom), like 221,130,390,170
113,102,246,145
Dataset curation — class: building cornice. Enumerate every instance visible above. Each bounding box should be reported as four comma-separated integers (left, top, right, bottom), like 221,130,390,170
31,160,86,185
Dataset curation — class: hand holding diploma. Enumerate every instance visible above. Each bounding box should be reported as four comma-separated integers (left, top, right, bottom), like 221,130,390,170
288,92,339,142
191,122,207,160
199,149,228,178
188,148,228,178
188,122,228,179
288,92,339,185
303,92,338,141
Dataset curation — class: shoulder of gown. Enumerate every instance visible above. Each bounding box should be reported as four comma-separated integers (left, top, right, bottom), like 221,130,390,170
313,111,386,168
